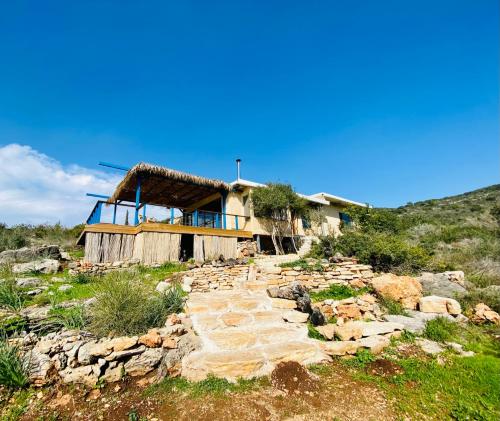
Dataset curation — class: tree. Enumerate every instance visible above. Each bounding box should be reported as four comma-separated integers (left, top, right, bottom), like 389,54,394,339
250,183,308,254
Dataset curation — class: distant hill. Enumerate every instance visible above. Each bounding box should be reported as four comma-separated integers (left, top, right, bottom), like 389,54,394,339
393,184,500,228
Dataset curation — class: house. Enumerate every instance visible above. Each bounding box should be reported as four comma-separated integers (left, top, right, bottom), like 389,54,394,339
78,161,365,264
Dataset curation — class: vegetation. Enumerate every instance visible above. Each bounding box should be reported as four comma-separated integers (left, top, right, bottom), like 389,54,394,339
279,258,325,272
88,271,185,336
310,184,500,311
0,280,24,311
0,223,84,253
306,322,326,340
0,339,29,389
251,183,308,254
378,296,408,316
48,305,87,330
309,284,365,302
423,317,459,342
341,348,376,368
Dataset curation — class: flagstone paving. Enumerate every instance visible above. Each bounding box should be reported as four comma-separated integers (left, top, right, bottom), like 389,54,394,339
182,288,330,381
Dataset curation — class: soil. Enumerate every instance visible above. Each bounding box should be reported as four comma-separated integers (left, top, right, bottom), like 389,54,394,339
7,362,397,421
366,359,404,377
270,361,319,395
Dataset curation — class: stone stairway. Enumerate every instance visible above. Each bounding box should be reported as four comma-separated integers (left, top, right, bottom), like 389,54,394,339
182,288,329,381
298,235,318,257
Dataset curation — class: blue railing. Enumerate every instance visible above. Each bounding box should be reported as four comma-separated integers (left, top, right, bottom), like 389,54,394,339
86,201,244,230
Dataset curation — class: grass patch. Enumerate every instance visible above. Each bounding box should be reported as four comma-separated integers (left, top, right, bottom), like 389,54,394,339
379,296,408,316
0,339,29,389
48,305,87,330
136,262,186,283
279,259,325,272
309,284,364,302
88,271,185,336
0,279,24,311
307,322,326,341
341,348,376,368
423,317,458,342
145,374,267,398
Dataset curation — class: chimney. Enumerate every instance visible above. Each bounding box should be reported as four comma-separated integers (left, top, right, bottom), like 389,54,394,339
236,158,241,180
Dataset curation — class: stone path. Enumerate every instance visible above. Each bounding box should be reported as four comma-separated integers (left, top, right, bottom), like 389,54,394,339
182,286,329,381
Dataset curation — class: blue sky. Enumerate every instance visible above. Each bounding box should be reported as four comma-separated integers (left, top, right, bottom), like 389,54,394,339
0,1,498,225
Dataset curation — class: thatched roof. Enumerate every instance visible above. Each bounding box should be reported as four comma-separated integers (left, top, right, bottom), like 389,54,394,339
108,162,231,208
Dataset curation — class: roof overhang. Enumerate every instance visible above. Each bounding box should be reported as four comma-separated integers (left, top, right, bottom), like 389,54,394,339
311,192,367,207
108,162,231,208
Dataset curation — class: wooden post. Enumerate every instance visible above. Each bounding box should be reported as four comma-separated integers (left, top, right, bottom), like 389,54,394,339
256,235,261,253
112,202,117,224
193,209,199,227
215,213,220,228
170,208,175,224
235,215,239,230
134,176,141,225
142,204,147,221
221,191,227,229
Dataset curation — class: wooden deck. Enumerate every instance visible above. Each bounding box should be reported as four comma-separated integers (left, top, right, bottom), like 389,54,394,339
78,222,253,245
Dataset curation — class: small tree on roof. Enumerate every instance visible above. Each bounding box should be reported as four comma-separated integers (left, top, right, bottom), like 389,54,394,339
250,183,308,254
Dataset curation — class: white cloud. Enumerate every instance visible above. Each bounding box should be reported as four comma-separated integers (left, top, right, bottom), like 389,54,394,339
0,144,122,226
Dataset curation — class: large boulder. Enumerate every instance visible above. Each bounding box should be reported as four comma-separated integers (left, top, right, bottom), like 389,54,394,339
13,259,60,275
419,296,462,315
418,272,466,298
471,303,500,325
0,245,61,264
371,274,422,310
124,348,163,376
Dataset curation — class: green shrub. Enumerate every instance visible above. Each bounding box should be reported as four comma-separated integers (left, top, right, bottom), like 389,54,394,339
72,273,94,284
89,272,185,336
458,288,500,314
310,284,362,302
0,315,27,336
342,348,376,368
423,317,458,342
307,322,326,340
49,305,87,330
0,279,24,311
379,296,408,316
0,339,29,389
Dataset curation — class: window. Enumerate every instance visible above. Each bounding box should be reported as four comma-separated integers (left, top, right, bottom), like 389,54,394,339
242,194,250,216
302,216,311,229
339,212,352,226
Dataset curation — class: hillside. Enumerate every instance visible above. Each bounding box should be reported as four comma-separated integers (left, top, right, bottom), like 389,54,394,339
394,184,500,228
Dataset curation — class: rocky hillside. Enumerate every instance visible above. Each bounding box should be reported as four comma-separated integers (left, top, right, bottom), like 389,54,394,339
393,184,500,228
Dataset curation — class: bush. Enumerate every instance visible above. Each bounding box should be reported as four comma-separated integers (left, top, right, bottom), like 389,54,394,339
315,231,430,274
310,284,363,302
423,317,458,342
72,273,94,284
0,279,24,311
89,272,185,336
49,305,87,330
0,339,29,389
342,348,376,368
379,296,408,316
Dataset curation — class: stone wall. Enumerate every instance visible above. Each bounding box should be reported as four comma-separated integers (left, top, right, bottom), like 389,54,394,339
237,240,257,258
10,314,199,387
260,259,374,291
182,264,250,293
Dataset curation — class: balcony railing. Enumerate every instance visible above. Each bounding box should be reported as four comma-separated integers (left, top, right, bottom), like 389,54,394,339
86,201,245,231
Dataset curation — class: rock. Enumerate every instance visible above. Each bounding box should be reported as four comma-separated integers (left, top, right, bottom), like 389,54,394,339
419,296,462,315
26,288,44,296
58,284,73,292
105,346,146,361
109,336,138,352
139,329,163,348
316,324,336,340
271,298,297,309
158,332,201,378
418,272,467,298
156,281,169,294
383,315,426,334
359,321,404,337
101,363,124,382
282,310,309,323
471,303,500,325
124,348,163,376
59,365,100,387
220,312,251,327
15,277,42,288
336,304,362,319
26,350,54,386
371,273,422,309
0,245,61,264
296,294,312,314
290,281,308,299
321,341,359,356
357,335,390,355
264,267,282,275
416,339,444,355
443,271,465,286
166,314,182,326
77,340,114,364
335,321,363,341
162,337,177,349
274,287,295,300
13,259,60,275
266,287,280,298
309,308,325,326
